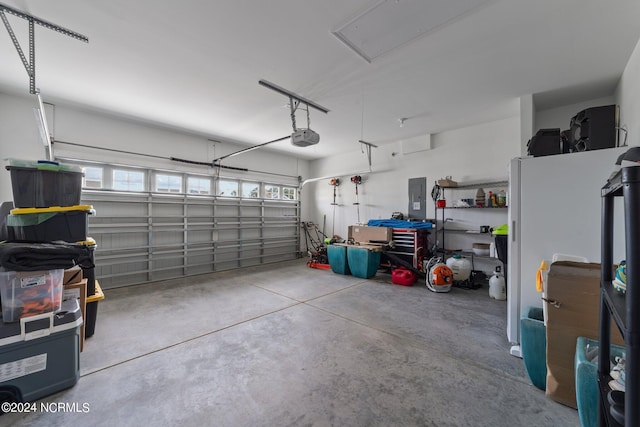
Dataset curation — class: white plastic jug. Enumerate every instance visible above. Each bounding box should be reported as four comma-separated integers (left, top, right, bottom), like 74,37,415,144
446,255,472,281
489,271,506,300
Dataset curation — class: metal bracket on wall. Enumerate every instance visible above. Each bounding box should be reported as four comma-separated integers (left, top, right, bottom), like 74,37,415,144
0,2,88,94
358,139,377,170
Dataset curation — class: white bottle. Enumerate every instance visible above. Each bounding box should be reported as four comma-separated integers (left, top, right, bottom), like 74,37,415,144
489,268,506,300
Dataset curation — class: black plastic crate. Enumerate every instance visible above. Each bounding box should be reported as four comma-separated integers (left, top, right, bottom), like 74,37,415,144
84,300,99,338
6,161,83,208
8,206,92,243
82,245,96,296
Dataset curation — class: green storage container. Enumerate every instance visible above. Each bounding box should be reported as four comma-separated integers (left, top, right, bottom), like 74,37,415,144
8,205,94,243
575,337,625,427
347,246,381,279
327,245,350,275
521,306,547,390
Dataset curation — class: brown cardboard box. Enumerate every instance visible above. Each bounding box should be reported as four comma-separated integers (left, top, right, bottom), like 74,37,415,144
347,225,393,243
63,266,83,286
63,278,87,352
545,261,623,408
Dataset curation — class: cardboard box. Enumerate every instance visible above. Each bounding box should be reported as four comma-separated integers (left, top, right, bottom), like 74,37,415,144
63,278,87,352
63,266,83,286
544,261,623,408
348,225,393,243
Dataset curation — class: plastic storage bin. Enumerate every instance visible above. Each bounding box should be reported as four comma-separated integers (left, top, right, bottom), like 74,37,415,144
521,306,547,390
0,269,64,323
575,337,626,427
0,299,82,403
77,238,96,296
85,280,104,338
8,205,93,243
347,246,381,279
327,245,351,275
5,159,83,208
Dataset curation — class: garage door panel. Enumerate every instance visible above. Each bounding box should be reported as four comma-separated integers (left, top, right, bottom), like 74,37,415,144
83,187,299,289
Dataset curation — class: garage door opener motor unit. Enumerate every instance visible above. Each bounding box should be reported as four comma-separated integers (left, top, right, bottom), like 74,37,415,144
291,128,320,147
258,79,328,148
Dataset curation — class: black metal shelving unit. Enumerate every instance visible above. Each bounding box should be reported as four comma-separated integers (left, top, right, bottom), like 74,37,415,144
599,166,640,427
435,180,508,260
439,206,508,209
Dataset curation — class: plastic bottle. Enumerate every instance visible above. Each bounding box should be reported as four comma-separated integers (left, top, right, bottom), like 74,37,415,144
446,255,472,281
475,188,485,207
487,191,493,207
489,269,506,300
498,189,506,207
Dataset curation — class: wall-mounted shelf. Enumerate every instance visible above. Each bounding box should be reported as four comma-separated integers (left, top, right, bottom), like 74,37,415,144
441,206,507,209
442,180,508,189
437,229,493,235
434,248,498,261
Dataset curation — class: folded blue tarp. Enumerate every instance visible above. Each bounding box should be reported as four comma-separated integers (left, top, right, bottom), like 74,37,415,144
367,219,433,229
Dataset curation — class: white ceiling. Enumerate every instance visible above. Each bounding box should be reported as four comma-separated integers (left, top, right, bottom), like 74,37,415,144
1,0,639,160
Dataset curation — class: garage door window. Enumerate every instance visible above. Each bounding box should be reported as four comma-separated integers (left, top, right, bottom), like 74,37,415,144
242,182,259,198
218,180,238,197
282,187,297,200
187,177,211,195
156,174,182,193
265,185,280,199
113,169,145,191
83,166,103,189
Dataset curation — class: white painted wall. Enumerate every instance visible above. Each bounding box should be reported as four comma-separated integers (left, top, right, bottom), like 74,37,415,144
306,117,520,251
535,95,616,134
616,36,640,146
505,37,640,349
0,91,310,218
0,94,45,201
519,95,534,157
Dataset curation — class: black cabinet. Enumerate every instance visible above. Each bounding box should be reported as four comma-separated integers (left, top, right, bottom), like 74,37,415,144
599,166,640,427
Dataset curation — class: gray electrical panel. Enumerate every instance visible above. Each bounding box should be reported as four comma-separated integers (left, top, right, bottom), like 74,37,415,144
408,177,426,220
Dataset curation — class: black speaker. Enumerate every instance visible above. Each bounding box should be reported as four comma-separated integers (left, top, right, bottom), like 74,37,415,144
569,105,619,151
527,128,562,157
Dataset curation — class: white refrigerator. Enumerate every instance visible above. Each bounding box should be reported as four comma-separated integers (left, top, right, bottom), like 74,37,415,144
507,147,627,357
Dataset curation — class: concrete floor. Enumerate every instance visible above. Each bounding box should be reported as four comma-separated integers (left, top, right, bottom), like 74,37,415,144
4,259,579,426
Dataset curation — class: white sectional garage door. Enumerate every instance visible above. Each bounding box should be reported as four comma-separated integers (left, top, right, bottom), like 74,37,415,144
74,163,300,289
